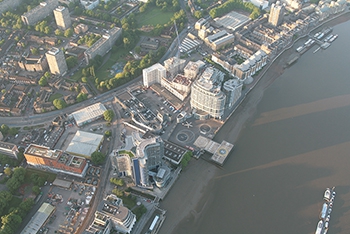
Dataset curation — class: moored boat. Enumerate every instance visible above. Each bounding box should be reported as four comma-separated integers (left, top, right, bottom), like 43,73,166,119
315,220,324,234
329,34,338,43
324,188,331,201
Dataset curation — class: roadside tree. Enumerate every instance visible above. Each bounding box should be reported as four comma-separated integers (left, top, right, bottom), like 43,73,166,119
91,151,106,165
4,167,12,176
32,186,40,195
53,99,67,110
103,110,114,123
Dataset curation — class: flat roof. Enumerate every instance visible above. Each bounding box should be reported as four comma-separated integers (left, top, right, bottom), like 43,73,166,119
52,178,72,188
150,83,183,109
214,11,251,31
164,140,187,164
194,136,234,165
69,103,107,126
21,203,55,234
66,130,103,157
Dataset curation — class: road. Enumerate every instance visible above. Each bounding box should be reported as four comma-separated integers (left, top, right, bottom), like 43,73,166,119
0,77,142,127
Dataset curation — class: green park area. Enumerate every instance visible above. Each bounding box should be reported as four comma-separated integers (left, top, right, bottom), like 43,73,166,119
136,7,175,26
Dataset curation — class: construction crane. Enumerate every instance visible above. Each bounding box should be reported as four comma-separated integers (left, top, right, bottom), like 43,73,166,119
174,20,181,58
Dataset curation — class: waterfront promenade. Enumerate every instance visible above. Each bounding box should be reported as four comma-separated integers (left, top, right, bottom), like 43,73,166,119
159,9,350,234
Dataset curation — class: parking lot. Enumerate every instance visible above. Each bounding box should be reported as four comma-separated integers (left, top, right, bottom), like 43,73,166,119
44,183,95,234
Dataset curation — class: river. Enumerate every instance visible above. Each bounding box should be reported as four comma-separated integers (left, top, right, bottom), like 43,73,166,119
161,19,350,234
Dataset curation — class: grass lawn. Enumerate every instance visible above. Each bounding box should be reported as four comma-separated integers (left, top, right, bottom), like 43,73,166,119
25,168,57,183
136,7,174,27
70,69,83,82
95,48,129,80
122,195,137,209
48,93,63,102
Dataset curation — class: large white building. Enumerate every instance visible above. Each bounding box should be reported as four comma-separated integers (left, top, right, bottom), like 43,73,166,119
93,194,136,233
190,67,226,119
143,63,166,88
69,103,107,127
65,130,104,157
214,11,251,31
115,132,164,188
143,57,192,101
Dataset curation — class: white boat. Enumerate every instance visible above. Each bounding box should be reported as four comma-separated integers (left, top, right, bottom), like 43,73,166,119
315,220,324,234
324,188,331,201
313,47,320,54
320,203,328,219
329,34,338,43
296,46,304,52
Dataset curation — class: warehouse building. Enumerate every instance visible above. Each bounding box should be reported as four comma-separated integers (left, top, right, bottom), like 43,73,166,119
68,103,107,127
66,130,104,158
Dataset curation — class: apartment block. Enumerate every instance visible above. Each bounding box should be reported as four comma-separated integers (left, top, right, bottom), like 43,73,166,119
46,47,68,76
21,0,59,26
84,27,122,64
54,6,71,30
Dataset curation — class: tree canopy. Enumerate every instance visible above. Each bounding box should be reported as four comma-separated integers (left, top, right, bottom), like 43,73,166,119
53,99,67,110
91,151,106,165
103,110,115,123
209,0,260,19
6,167,26,193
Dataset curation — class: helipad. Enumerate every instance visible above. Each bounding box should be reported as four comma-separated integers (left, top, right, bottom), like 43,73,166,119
194,136,234,165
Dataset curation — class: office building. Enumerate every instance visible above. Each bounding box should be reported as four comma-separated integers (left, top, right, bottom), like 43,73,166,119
46,47,68,75
269,1,285,27
54,6,71,30
21,0,59,26
0,142,19,159
128,132,164,188
24,144,88,177
190,67,226,119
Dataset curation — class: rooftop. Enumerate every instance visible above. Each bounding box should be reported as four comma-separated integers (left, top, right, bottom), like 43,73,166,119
47,47,60,56
20,203,55,234
25,144,61,159
69,102,107,126
66,130,104,157
214,11,250,31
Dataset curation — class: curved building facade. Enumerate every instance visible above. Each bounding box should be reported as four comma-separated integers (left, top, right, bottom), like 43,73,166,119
190,67,226,119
